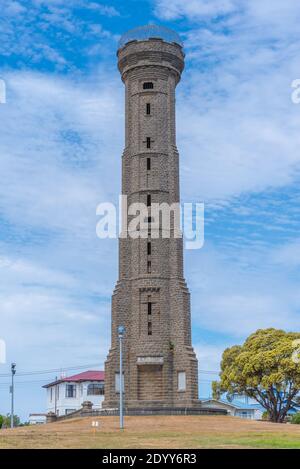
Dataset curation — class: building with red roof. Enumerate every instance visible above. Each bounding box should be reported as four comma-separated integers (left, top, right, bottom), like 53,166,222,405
43,370,105,417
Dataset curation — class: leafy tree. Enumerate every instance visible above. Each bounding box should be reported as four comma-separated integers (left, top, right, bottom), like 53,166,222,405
212,381,221,400
2,414,20,428
0,415,3,429
261,411,269,421
212,328,300,423
291,413,300,424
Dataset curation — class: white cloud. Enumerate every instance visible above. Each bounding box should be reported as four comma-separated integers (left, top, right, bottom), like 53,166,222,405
187,243,300,337
0,255,76,287
0,252,110,369
87,2,120,17
4,1,26,15
154,0,237,20
0,0,118,69
0,70,122,416
246,0,300,32
0,70,123,232
160,1,300,202
178,69,300,200
154,0,300,34
195,343,224,372
272,239,300,268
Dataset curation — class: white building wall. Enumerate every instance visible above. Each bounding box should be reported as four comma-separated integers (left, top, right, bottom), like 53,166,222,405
29,414,46,425
203,400,259,420
46,381,104,416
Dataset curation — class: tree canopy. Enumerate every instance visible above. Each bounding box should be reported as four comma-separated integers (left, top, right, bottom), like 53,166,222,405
212,328,300,422
0,414,20,428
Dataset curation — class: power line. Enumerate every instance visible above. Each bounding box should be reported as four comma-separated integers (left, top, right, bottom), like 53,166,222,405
0,362,101,378
0,363,220,389
0,364,220,379
0,378,217,389
0,378,50,387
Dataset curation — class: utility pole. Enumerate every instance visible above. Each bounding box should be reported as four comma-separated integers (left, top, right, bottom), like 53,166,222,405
118,326,125,429
10,363,16,428
54,376,58,415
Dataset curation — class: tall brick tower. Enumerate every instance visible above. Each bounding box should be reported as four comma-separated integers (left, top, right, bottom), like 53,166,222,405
103,25,200,410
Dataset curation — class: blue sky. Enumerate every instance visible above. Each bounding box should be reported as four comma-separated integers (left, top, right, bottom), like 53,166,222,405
0,0,300,420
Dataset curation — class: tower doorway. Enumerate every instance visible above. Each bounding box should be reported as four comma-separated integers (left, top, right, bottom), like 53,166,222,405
137,365,163,401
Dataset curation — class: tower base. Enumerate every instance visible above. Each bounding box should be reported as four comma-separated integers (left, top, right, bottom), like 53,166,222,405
103,398,203,410
100,402,227,416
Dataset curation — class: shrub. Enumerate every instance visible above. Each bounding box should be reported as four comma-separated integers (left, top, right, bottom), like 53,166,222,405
262,411,269,421
291,413,300,424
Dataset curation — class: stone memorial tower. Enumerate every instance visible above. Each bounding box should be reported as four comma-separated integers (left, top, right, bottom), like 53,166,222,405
103,25,200,409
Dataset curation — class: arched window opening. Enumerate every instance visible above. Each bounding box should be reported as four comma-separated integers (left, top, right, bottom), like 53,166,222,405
143,82,153,90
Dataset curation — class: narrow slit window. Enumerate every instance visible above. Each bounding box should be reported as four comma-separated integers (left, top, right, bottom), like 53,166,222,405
178,371,186,391
147,157,151,170
146,103,151,115
148,216,151,234
148,302,152,315
147,261,151,273
143,82,153,90
148,321,152,335
146,137,151,149
147,194,151,206
147,241,151,255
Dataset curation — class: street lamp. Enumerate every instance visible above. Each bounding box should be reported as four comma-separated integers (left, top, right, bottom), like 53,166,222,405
10,363,16,429
118,325,125,429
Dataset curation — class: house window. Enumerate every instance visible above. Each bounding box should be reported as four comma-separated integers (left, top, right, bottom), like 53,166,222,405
148,321,152,335
146,103,151,115
50,387,53,402
147,260,151,273
87,383,105,396
143,82,153,90
115,373,124,393
147,194,151,207
65,384,76,398
178,371,186,391
147,241,151,255
147,157,151,170
239,411,251,419
146,137,151,149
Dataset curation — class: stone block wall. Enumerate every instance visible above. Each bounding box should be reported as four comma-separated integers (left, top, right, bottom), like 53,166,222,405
103,38,200,409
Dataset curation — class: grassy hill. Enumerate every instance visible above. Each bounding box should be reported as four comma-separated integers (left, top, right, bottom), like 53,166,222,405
1,415,300,449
